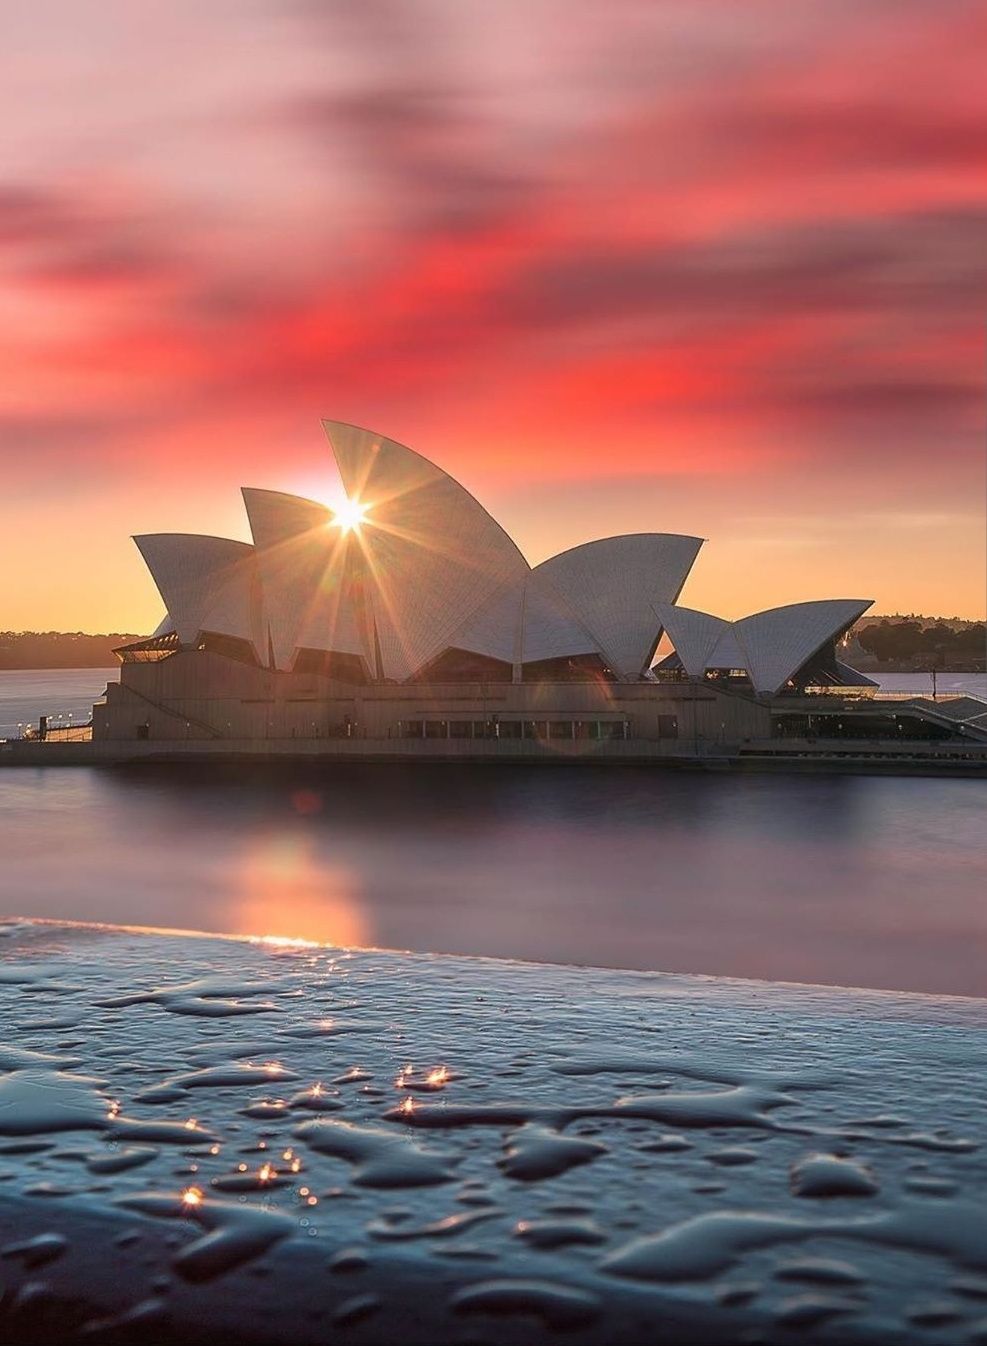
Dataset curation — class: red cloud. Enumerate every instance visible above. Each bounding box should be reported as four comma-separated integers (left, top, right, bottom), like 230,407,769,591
3,0,985,622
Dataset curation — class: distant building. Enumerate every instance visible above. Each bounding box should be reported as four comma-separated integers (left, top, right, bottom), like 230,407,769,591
92,422,983,757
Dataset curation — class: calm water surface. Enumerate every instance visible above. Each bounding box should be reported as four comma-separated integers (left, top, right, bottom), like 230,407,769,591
1,668,985,996
0,667,118,739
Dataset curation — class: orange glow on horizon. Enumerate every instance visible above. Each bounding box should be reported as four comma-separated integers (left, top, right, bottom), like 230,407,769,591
3,5,985,628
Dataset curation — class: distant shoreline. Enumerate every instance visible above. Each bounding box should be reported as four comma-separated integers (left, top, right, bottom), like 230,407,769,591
0,634,144,670
1,623,982,673
0,663,120,673
0,658,980,674
0,658,982,674
0,661,124,671
851,661,986,675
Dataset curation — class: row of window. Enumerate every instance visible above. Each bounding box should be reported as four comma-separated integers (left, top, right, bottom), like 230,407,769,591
744,748,985,761
131,717,684,743
396,719,635,741
772,714,954,742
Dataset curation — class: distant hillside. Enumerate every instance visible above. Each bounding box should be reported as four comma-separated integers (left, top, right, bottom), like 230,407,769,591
856,614,983,630
0,632,147,670
846,616,986,673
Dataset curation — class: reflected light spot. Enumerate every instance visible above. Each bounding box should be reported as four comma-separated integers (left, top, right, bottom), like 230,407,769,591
181,1187,203,1207
254,934,319,949
290,789,322,817
228,835,371,948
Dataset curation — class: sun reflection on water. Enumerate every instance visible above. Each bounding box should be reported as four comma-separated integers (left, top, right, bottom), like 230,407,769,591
227,834,370,947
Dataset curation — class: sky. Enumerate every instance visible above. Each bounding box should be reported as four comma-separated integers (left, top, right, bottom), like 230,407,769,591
1,0,985,632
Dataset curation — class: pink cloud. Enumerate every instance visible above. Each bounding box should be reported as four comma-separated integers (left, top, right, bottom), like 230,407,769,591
2,0,984,622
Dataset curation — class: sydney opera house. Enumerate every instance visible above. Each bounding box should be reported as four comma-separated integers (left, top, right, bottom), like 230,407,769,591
92,421,980,759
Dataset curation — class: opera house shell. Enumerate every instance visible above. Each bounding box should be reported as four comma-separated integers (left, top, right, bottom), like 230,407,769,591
125,420,872,697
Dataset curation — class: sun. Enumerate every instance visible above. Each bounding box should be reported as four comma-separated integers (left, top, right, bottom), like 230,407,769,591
331,497,368,533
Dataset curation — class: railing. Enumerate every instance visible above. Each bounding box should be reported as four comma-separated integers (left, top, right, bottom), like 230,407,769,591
742,738,987,760
779,690,987,709
38,723,93,743
20,719,93,743
870,690,987,705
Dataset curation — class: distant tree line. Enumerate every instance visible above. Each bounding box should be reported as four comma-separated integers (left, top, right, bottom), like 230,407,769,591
855,619,986,668
2,621,983,671
0,631,146,669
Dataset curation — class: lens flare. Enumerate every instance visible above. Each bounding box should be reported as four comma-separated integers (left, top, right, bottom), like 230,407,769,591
332,497,368,533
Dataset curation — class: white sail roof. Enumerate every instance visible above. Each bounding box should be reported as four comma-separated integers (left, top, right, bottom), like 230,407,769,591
322,421,530,680
133,534,263,654
651,603,731,678
706,627,751,672
241,488,368,670
444,578,525,668
130,422,871,692
655,599,873,692
519,570,602,666
734,599,873,694
446,563,644,674
535,534,702,678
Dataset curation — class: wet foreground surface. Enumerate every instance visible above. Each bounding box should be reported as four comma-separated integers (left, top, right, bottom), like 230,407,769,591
1,920,986,1344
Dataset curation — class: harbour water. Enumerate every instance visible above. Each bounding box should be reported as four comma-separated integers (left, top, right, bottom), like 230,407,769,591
0,667,118,741
1,667,985,996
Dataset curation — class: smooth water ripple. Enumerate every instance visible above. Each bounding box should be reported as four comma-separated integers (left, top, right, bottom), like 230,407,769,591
1,670,985,995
